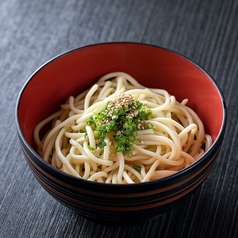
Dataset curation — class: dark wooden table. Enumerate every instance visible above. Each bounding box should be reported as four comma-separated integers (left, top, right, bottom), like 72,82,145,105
1,0,238,237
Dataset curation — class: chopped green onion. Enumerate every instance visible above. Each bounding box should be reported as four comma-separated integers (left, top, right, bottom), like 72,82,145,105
88,145,95,151
146,122,155,130
86,94,153,155
79,129,85,133
134,165,142,173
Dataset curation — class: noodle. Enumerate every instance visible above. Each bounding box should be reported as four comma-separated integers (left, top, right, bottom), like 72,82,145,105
33,72,212,183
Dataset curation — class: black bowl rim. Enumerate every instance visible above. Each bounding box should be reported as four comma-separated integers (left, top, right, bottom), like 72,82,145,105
15,41,227,190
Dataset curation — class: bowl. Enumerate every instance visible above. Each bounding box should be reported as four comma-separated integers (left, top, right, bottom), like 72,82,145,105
15,42,226,224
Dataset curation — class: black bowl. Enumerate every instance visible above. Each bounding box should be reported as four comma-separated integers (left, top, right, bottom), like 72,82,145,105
15,42,226,224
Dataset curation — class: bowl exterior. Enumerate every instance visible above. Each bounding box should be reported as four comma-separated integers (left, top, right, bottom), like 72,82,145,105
18,131,223,223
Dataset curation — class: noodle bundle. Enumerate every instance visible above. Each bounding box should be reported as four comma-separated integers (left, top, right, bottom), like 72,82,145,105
34,72,212,184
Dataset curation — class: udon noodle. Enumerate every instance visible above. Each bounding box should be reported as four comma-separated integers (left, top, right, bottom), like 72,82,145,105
34,72,212,184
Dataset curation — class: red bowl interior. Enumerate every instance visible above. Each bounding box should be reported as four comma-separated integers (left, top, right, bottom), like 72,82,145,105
17,42,225,150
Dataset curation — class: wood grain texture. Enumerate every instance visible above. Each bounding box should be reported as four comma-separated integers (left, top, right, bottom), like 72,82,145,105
0,0,237,237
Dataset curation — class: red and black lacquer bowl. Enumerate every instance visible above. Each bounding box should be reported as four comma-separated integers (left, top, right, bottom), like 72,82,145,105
15,42,226,224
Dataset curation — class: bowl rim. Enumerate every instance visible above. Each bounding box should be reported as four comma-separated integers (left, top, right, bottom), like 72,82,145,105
15,41,227,188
